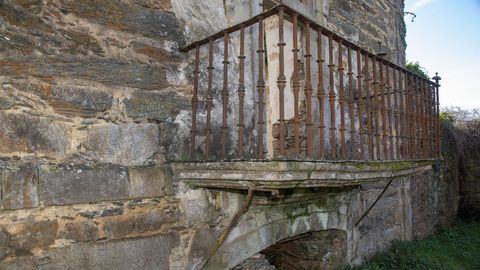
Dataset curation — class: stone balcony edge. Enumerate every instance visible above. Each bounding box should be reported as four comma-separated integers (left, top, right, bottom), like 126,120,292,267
172,160,435,191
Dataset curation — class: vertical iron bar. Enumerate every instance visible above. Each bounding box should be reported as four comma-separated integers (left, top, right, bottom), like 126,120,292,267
386,65,394,159
406,73,412,159
277,8,287,158
409,75,415,159
372,57,381,160
317,29,326,159
434,74,441,158
393,68,400,159
347,46,356,160
292,14,301,156
357,50,365,160
221,33,229,159
379,62,387,160
190,45,200,159
328,35,337,160
238,26,246,158
304,21,314,157
412,75,418,159
419,77,425,158
257,17,265,159
205,39,214,159
338,41,346,160
424,79,429,158
365,55,373,160
400,71,407,159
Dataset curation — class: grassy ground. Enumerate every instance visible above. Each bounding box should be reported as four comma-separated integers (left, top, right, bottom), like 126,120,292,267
349,221,480,270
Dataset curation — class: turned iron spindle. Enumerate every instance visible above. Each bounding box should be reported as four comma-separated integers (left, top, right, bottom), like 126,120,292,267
338,41,347,160
433,73,441,158
347,46,356,160
257,17,265,159
304,21,314,157
317,29,326,159
190,45,200,159
205,39,214,159
386,65,394,160
277,8,287,158
393,68,400,159
365,55,373,160
372,57,381,160
221,33,230,159
398,70,406,159
292,14,301,155
237,26,246,158
328,35,337,160
379,62,388,160
357,50,365,160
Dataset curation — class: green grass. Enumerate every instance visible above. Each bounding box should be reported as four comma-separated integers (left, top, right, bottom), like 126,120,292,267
349,222,480,270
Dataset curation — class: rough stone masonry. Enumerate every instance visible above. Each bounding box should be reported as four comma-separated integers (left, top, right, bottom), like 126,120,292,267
0,0,458,269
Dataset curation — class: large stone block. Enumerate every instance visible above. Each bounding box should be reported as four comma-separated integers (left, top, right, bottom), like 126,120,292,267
38,164,129,206
1,164,39,210
128,165,173,198
59,0,184,45
4,219,58,257
0,232,178,270
81,123,159,166
0,112,71,156
124,90,189,122
0,56,170,91
11,82,113,118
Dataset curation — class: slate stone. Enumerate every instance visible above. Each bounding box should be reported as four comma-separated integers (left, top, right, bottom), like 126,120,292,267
0,232,179,270
59,0,185,45
128,165,173,198
0,97,13,110
81,123,159,166
1,163,39,210
12,82,113,118
7,220,58,256
102,207,178,239
0,112,71,156
0,56,170,91
60,219,100,243
0,230,9,260
100,208,124,217
38,163,129,206
124,90,189,122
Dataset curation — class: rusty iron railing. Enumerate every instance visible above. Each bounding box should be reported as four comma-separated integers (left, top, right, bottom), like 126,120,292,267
181,4,441,161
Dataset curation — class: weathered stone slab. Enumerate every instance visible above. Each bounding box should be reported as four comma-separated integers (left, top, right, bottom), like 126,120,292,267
81,123,159,166
124,90,189,122
38,164,129,206
1,164,39,210
128,165,173,198
6,219,58,257
173,161,435,190
0,232,178,270
0,97,13,110
0,57,170,91
59,0,184,44
11,82,113,118
0,112,71,156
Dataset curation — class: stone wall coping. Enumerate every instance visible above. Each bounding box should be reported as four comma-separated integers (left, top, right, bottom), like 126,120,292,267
172,160,435,190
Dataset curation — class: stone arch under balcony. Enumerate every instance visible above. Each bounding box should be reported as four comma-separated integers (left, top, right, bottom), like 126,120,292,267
173,160,434,269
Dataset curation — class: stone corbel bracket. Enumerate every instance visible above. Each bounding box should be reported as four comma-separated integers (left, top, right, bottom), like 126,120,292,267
172,160,434,191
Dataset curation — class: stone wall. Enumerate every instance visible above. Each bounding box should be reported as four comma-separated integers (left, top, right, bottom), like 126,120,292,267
0,0,459,269
461,158,480,218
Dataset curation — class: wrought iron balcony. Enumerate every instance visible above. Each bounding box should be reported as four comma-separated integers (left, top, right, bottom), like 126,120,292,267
181,4,441,162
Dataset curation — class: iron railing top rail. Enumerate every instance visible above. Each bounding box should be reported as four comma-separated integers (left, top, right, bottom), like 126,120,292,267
180,4,438,85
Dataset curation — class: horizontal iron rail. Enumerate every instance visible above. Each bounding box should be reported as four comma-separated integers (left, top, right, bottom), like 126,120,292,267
180,4,438,85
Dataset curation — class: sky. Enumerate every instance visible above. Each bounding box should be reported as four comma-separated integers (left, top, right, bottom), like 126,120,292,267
404,0,480,109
